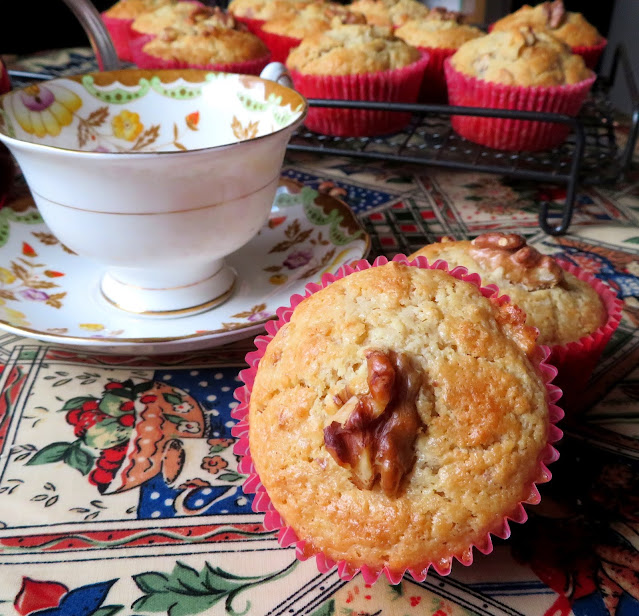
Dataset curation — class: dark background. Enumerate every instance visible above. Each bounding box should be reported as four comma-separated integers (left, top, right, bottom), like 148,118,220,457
0,0,616,56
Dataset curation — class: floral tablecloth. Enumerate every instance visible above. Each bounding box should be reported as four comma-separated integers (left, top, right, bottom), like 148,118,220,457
2,48,639,616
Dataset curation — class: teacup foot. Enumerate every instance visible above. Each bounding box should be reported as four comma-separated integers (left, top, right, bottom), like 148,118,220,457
100,263,236,318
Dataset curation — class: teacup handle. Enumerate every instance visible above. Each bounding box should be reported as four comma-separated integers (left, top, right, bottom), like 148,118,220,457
260,62,294,89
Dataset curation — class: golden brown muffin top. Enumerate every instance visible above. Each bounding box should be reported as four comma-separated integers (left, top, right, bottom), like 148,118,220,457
395,14,484,50
492,1,603,47
349,0,430,28
286,24,421,76
262,2,366,38
104,0,172,19
227,0,313,20
132,3,238,35
450,27,593,86
142,26,268,63
409,234,606,346
249,262,549,570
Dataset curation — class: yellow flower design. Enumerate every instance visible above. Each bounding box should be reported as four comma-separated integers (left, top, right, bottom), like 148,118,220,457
0,267,16,284
79,323,105,331
8,84,82,138
112,110,144,142
0,299,29,327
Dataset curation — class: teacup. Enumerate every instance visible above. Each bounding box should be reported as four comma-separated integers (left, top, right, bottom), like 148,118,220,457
0,65,306,316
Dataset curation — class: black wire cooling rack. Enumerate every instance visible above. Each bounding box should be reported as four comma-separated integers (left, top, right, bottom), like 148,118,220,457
288,44,639,236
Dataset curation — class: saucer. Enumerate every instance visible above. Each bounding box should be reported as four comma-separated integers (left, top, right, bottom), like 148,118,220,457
0,178,370,354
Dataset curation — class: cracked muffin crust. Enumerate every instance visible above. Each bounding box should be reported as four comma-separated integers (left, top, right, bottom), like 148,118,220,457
450,27,592,87
227,0,312,21
261,2,366,39
410,234,606,346
491,0,603,48
348,0,430,29
248,262,551,570
286,24,421,76
395,11,484,50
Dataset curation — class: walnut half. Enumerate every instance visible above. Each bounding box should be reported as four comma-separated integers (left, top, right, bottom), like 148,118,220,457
470,232,564,291
323,349,423,497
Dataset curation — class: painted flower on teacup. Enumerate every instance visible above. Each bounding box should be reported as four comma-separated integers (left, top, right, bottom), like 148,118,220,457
9,84,82,138
112,110,144,142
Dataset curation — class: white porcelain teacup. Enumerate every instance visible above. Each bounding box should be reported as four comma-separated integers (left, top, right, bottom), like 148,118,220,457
0,65,306,316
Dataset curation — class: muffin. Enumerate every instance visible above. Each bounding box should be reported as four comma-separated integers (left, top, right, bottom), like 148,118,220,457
286,24,429,136
445,27,595,150
235,257,561,580
348,0,430,29
130,0,221,37
260,2,366,63
102,0,173,62
491,1,606,69
409,234,622,413
395,8,484,102
227,0,313,34
130,6,271,74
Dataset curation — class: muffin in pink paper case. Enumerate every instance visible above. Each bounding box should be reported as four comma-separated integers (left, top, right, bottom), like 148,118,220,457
409,234,623,416
445,28,595,151
101,0,173,62
227,0,313,36
490,1,606,70
394,11,485,103
286,24,429,137
231,254,563,584
259,2,366,63
130,27,271,75
548,260,623,414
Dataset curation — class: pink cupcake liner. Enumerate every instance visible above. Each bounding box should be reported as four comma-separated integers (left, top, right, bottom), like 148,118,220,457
444,59,596,151
258,29,301,63
130,33,271,75
572,38,607,70
290,51,430,137
101,13,136,63
416,46,455,103
231,254,564,585
548,260,623,415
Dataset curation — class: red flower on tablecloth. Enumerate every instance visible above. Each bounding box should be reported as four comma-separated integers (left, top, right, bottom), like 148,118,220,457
14,577,68,615
14,577,120,615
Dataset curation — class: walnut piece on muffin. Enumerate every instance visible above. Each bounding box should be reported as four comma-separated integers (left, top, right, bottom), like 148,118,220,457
395,11,485,50
491,0,603,48
286,23,421,76
409,233,606,346
249,262,551,571
348,0,430,29
261,2,366,39
450,27,592,86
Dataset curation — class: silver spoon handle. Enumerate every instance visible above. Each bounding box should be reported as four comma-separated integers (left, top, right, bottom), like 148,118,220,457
61,0,120,71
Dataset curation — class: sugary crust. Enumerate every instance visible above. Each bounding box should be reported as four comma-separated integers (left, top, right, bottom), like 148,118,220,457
104,0,172,19
132,2,235,35
249,263,549,570
395,18,484,50
262,2,365,38
450,28,592,86
286,24,421,76
228,0,312,20
492,3,603,47
410,240,606,346
142,27,268,63
349,0,430,28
